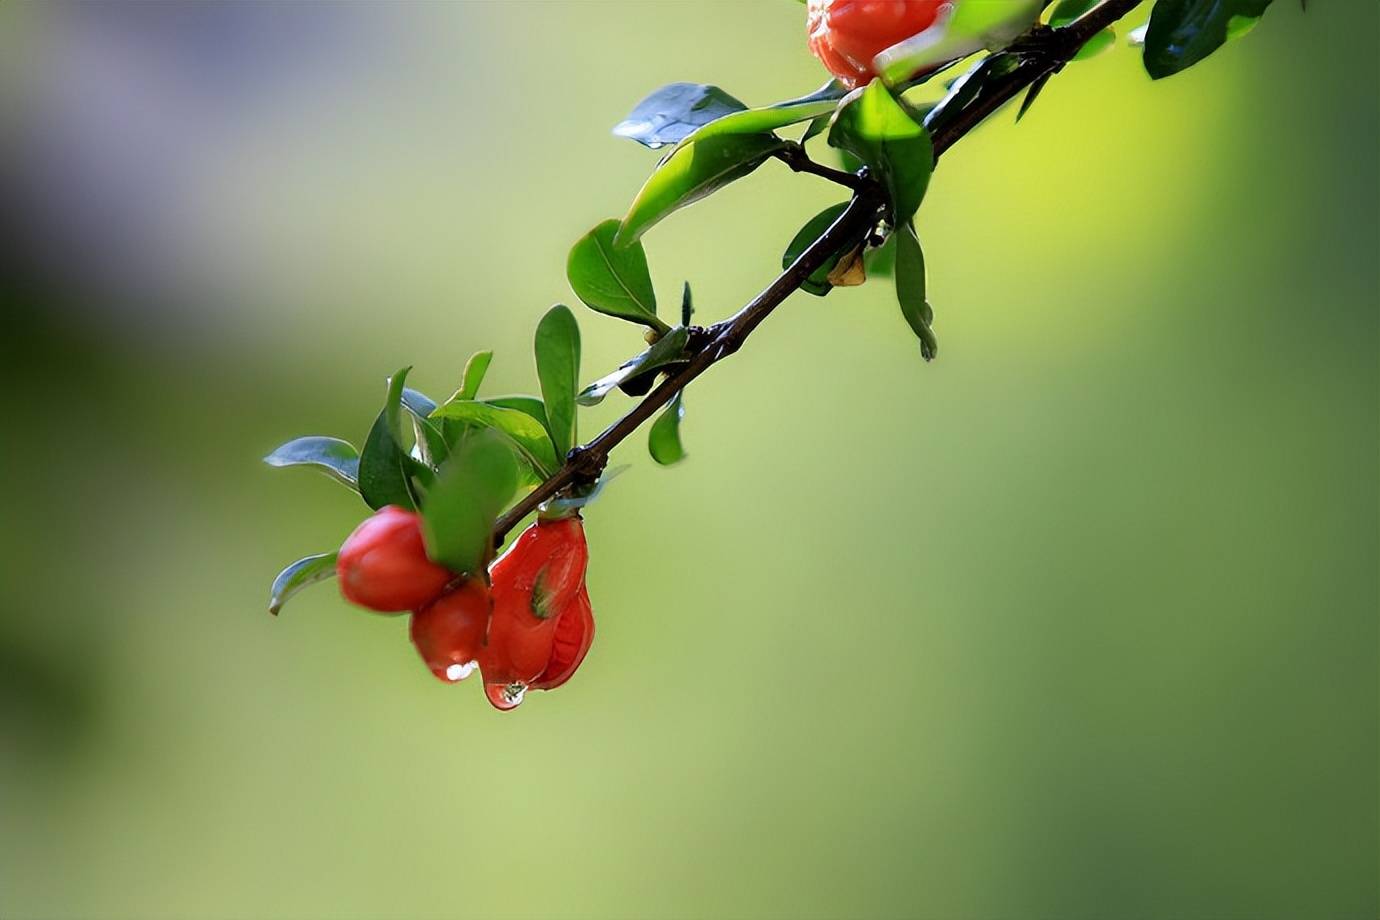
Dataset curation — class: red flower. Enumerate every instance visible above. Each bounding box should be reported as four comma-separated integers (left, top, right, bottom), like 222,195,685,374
337,506,452,613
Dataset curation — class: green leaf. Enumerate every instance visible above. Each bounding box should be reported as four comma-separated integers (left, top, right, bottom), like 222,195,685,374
866,234,896,278
412,415,449,469
358,410,416,510
483,395,548,431
567,219,666,331
894,223,937,361
534,304,580,461
268,552,337,616
430,400,558,477
681,281,694,325
782,202,850,297
649,391,687,465
613,83,747,149
401,388,436,418
1072,28,1116,61
676,83,843,147
829,80,933,227
1048,0,1098,25
615,133,787,247
264,437,360,489
420,431,518,576
1143,0,1272,79
383,367,412,451
800,113,830,144
577,325,690,406
457,350,492,401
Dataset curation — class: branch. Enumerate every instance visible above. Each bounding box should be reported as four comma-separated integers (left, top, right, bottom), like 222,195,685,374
773,143,872,192
493,0,1142,543
929,0,1142,158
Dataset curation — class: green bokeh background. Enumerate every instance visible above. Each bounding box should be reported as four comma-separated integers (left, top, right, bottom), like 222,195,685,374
1,3,1375,918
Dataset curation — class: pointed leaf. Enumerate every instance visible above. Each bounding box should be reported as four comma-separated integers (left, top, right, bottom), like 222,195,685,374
383,367,412,450
894,223,937,361
568,219,666,331
681,281,694,325
420,432,518,576
613,83,747,149
615,133,787,247
358,410,416,510
782,202,851,297
430,400,558,477
576,326,690,406
1143,0,1272,79
268,552,337,616
264,437,360,489
676,83,843,147
829,80,933,226
534,304,580,461
649,392,687,465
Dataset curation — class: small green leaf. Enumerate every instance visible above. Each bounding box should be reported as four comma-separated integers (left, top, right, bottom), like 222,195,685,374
420,432,518,576
613,83,747,149
1073,28,1116,61
1143,0,1272,79
616,133,787,247
577,326,690,406
534,304,580,461
1048,0,1098,25
800,113,830,144
457,350,493,401
649,391,687,465
358,410,416,510
269,552,337,616
264,437,360,489
894,223,937,361
829,80,933,227
782,202,851,297
676,83,843,147
681,281,694,325
568,219,666,331
430,400,558,477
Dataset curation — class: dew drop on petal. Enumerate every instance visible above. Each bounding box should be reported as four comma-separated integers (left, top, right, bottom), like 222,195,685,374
444,660,478,682
485,681,527,711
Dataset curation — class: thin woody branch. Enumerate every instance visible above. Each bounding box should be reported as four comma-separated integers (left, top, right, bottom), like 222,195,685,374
493,0,1143,543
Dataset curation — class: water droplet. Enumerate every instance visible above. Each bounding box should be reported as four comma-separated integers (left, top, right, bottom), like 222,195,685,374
444,660,478,682
485,681,527,711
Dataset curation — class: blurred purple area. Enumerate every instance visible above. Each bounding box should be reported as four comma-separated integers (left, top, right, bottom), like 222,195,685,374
7,4,415,333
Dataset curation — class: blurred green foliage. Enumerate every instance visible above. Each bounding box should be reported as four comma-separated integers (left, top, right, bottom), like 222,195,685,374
0,2,1374,918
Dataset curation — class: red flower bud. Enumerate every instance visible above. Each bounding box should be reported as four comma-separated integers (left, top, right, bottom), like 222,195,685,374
410,578,491,683
336,506,452,613
807,0,946,88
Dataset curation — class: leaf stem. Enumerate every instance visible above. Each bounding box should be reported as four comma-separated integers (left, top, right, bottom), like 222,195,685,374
493,0,1143,543
772,143,872,192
